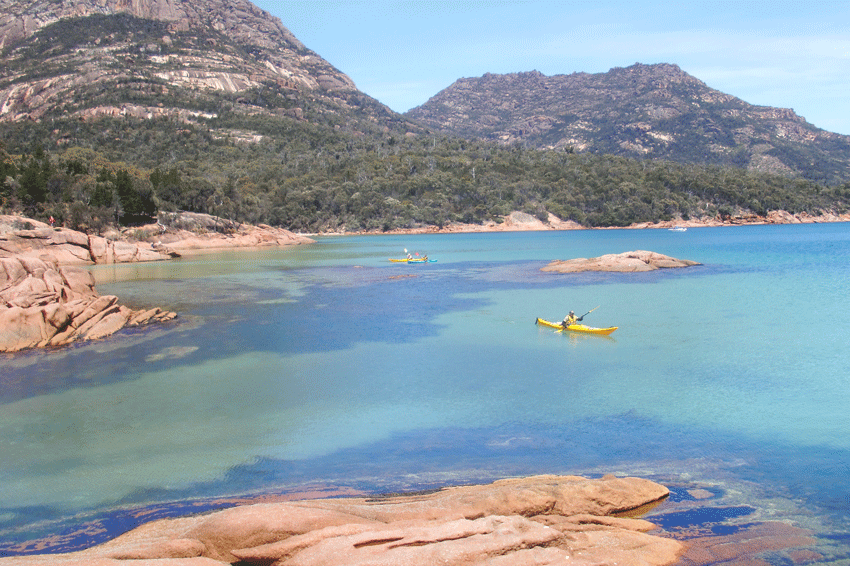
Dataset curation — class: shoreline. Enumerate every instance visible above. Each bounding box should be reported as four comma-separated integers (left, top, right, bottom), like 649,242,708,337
304,209,850,237
0,470,822,566
0,475,683,565
4,209,846,353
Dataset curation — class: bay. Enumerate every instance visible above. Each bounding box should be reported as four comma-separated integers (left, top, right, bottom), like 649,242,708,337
1,223,849,559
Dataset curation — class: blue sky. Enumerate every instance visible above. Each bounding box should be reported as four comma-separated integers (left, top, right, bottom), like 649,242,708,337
252,1,850,135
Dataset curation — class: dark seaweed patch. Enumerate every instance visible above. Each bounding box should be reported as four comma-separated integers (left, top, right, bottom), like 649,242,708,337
649,505,755,531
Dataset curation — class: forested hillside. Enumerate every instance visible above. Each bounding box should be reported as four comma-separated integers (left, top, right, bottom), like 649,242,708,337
3,129,849,234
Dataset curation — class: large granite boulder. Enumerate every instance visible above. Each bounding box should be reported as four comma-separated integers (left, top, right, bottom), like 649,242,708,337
0,255,176,352
0,475,682,566
0,213,313,352
542,250,700,273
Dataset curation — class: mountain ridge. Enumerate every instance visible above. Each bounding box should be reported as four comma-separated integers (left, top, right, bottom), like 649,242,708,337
0,0,399,132
0,0,305,51
405,63,850,185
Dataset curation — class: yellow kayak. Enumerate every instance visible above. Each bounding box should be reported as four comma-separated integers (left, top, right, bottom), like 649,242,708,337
535,318,618,336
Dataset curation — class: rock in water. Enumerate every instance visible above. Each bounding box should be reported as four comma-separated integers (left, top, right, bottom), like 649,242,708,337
542,250,700,273
1,475,683,566
0,256,176,352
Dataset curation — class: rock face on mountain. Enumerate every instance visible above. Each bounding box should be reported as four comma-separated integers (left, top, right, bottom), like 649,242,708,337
0,474,682,566
0,0,304,51
406,64,850,184
0,0,402,132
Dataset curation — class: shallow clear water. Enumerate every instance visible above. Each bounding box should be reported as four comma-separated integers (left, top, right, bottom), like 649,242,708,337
2,224,850,558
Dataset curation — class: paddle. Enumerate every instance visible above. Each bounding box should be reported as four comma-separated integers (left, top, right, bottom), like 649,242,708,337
578,305,600,321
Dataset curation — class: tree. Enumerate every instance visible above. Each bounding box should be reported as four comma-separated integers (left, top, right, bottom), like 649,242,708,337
18,154,49,212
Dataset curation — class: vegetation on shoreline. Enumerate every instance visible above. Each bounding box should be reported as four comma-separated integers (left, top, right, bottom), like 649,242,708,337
2,122,850,235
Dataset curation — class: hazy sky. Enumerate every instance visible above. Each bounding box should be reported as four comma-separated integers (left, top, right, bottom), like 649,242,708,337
251,1,850,135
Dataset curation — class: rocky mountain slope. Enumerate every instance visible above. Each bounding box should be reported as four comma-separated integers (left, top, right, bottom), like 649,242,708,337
0,0,414,138
405,64,850,185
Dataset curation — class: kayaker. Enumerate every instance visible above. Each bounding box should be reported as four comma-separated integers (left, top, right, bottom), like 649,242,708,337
562,311,578,327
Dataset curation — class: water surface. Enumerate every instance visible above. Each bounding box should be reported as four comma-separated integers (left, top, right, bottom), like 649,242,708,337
2,224,849,560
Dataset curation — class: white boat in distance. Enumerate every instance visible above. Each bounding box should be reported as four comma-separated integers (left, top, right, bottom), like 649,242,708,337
669,226,687,232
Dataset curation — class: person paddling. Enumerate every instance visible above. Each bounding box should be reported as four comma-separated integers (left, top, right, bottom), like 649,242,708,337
562,306,599,327
562,311,580,327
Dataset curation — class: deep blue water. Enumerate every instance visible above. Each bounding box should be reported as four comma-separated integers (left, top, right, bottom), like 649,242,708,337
1,224,849,560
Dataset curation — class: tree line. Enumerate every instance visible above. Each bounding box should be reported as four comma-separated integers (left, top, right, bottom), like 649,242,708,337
2,118,850,234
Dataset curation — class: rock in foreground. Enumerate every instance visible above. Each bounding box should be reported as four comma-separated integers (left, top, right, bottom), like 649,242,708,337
0,475,682,566
542,250,700,273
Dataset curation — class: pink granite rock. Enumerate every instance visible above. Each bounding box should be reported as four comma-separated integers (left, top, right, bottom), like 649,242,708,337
542,250,700,273
0,214,311,352
0,257,176,353
2,475,681,566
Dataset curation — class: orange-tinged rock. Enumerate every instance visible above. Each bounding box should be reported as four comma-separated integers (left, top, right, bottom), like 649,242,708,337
2,475,681,566
0,256,176,352
542,250,700,273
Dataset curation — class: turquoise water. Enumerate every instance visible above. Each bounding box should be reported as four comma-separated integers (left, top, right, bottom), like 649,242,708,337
1,223,850,558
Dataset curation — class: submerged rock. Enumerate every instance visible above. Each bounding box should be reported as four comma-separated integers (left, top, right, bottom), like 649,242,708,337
542,250,700,273
0,475,682,566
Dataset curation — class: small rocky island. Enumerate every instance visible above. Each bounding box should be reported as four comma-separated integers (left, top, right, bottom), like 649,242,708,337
542,250,700,273
0,475,682,566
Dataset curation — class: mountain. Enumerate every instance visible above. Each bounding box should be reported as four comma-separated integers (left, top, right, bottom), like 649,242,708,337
1,3,848,233
405,64,850,186
0,0,417,140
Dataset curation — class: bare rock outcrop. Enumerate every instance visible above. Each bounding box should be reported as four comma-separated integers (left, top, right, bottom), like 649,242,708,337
0,215,174,264
150,211,315,254
0,475,682,566
0,0,359,125
542,250,700,273
0,214,312,352
0,255,175,352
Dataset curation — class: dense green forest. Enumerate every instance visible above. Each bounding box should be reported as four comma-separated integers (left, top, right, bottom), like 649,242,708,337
2,116,849,234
